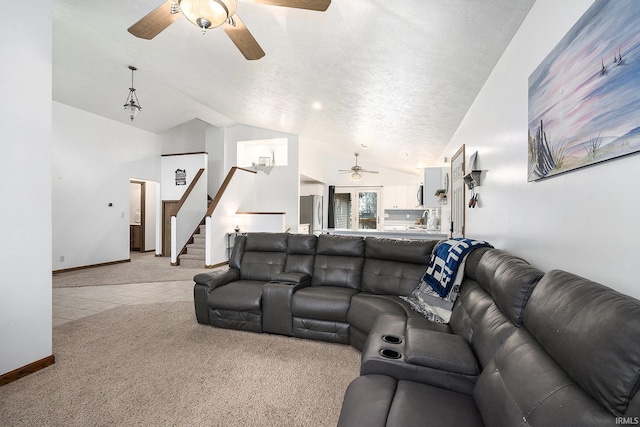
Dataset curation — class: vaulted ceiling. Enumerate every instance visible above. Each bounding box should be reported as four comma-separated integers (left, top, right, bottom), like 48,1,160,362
53,0,535,174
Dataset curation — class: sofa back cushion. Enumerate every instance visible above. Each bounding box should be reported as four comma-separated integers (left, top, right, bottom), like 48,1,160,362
449,249,542,346
523,270,640,416
312,235,365,289
285,234,317,277
360,238,437,296
472,249,542,327
474,328,614,425
239,233,288,282
229,234,246,270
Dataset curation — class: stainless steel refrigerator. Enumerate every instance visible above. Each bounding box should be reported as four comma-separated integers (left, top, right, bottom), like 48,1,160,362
300,195,323,234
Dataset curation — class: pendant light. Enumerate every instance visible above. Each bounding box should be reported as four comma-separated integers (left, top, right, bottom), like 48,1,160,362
123,65,142,121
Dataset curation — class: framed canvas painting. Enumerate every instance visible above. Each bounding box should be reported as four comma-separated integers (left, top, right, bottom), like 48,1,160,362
528,0,640,181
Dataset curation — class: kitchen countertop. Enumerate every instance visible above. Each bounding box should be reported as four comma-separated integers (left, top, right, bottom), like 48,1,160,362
320,228,448,240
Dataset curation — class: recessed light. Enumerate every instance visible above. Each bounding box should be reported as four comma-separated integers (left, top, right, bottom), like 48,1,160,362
312,102,322,110
401,151,409,157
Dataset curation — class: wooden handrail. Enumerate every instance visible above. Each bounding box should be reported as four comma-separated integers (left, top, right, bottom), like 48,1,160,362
206,167,257,217
175,168,205,215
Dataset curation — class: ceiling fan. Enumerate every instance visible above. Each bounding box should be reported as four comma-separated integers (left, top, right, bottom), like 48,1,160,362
339,153,379,181
127,0,331,60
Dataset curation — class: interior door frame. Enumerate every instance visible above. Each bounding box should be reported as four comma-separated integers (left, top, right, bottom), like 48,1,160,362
334,186,382,231
130,180,146,252
451,145,466,238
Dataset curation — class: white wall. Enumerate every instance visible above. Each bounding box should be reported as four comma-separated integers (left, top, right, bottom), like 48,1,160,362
442,0,640,298
52,102,160,270
0,0,53,376
160,153,208,200
224,125,300,232
158,119,207,154
205,125,226,197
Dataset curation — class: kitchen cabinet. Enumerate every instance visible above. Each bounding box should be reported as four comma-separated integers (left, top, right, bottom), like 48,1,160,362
383,185,422,209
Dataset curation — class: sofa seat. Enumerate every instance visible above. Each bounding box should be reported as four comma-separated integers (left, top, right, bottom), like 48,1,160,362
208,280,265,332
292,286,359,322
347,293,451,350
291,286,359,344
337,374,484,427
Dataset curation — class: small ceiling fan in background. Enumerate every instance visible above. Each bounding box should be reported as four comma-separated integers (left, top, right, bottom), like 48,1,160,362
339,153,379,181
128,0,331,60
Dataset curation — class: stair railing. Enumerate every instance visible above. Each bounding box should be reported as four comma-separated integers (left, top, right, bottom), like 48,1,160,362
171,168,207,265
205,167,257,267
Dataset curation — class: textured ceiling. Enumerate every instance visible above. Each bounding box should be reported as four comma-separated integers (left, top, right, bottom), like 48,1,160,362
53,0,535,174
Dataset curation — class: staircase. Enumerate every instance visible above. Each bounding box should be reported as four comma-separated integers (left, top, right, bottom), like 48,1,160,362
178,224,206,268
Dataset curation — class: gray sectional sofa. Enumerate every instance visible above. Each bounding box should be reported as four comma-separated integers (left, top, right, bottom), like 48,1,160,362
193,232,640,426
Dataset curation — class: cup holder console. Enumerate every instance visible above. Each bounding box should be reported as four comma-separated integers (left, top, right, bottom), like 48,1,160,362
382,335,402,344
379,349,402,359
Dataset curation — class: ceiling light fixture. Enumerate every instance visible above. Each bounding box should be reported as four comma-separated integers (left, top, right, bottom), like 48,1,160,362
349,172,363,181
177,0,237,33
123,65,142,122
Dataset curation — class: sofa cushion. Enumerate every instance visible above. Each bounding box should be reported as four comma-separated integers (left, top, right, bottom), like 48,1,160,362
523,270,640,416
471,304,516,368
337,375,483,427
229,234,246,270
245,232,288,252
292,286,358,322
490,256,542,327
284,234,317,277
207,280,265,311
405,328,479,376
240,251,286,282
448,280,494,343
361,259,427,296
312,255,364,289
474,328,613,425
474,249,524,294
287,234,316,254
364,237,436,265
347,294,408,334
316,234,365,256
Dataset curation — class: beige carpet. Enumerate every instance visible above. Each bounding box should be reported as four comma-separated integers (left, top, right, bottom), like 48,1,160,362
0,301,360,426
53,251,218,288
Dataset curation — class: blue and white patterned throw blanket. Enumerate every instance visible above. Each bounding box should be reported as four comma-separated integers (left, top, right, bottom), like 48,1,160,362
401,238,493,323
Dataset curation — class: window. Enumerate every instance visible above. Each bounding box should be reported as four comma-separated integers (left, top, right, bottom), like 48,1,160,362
333,187,381,230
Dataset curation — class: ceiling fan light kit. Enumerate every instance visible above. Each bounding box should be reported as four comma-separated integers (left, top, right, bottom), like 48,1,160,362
178,0,237,31
128,0,331,60
123,65,142,121
339,153,379,181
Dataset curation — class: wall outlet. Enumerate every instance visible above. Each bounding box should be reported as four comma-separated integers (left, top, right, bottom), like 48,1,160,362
60,255,65,262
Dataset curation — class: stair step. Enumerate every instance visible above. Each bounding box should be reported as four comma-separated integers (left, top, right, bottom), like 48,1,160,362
186,244,205,256
179,253,205,268
193,235,206,244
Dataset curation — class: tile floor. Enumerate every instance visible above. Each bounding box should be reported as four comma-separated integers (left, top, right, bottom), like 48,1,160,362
53,280,194,326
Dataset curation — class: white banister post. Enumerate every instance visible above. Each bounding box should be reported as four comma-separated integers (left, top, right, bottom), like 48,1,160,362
205,216,212,267
171,215,177,265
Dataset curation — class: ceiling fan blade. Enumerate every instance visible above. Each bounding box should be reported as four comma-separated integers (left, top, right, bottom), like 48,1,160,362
243,0,331,12
128,1,181,40
223,14,266,60
362,170,379,174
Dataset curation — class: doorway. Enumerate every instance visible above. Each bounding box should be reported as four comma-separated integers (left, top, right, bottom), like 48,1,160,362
333,187,382,231
451,145,466,238
130,179,159,254
130,181,146,252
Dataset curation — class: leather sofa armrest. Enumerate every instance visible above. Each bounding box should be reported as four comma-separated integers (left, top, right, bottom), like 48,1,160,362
405,328,480,376
272,272,311,286
194,268,240,290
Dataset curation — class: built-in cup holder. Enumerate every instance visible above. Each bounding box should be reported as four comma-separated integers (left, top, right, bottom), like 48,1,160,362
379,349,402,359
382,335,402,344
